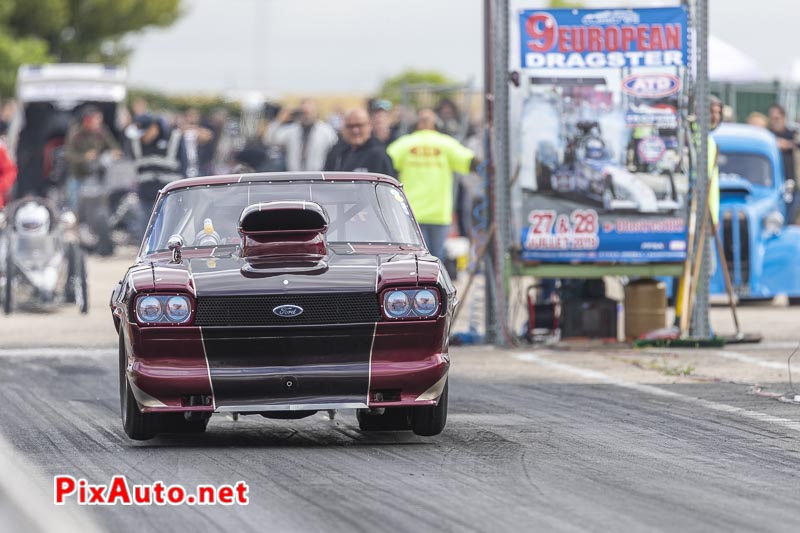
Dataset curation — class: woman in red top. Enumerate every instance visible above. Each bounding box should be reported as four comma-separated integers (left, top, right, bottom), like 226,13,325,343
0,139,16,208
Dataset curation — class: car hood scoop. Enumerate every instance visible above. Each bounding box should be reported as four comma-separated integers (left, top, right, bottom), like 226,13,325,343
186,252,381,295
238,200,329,275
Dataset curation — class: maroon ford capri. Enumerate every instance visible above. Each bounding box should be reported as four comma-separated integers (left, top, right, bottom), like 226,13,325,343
110,172,456,440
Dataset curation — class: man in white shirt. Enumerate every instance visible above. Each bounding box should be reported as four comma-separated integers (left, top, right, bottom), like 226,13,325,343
266,99,338,172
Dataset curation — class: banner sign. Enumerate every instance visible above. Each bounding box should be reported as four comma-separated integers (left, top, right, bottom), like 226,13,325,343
510,6,690,263
519,7,688,70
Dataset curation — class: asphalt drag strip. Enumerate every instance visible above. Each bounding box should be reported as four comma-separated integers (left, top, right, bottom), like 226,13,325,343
514,351,800,433
0,349,799,532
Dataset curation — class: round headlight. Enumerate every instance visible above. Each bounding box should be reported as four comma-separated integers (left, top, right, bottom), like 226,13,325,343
763,210,784,236
413,289,438,316
385,291,410,318
165,296,191,322
137,296,162,322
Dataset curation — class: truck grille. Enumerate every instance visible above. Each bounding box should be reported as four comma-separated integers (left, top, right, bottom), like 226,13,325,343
195,293,381,326
720,209,749,289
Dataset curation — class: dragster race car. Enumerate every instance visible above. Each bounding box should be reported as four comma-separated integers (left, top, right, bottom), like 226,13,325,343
110,172,455,440
535,121,680,213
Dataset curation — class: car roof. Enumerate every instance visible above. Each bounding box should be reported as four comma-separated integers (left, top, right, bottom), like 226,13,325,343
160,172,401,195
713,123,778,155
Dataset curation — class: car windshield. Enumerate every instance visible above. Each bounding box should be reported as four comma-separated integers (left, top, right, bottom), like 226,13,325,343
718,152,772,187
143,181,423,254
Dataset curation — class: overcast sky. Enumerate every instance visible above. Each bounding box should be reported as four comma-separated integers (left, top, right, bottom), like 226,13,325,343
126,0,797,95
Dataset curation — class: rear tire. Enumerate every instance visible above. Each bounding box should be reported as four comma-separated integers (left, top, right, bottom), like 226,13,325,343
3,242,13,315
602,175,617,211
75,247,88,314
119,330,159,440
64,244,76,303
357,407,411,431
411,380,448,437
535,162,553,192
664,170,678,203
92,199,114,257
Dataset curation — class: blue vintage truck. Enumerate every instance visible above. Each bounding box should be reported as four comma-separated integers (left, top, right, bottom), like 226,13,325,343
710,123,800,302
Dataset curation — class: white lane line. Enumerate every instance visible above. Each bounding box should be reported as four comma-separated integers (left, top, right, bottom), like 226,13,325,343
0,434,105,533
641,348,788,371
710,350,786,370
513,352,800,434
735,341,800,351
0,347,114,358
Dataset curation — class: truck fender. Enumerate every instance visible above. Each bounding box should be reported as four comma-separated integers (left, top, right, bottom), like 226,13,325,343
761,227,800,296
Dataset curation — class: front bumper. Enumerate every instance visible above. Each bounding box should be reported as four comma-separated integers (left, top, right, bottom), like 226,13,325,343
125,318,449,413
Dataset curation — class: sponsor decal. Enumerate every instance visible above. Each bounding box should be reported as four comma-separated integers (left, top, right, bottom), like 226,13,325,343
625,112,678,129
410,146,442,156
273,304,304,318
626,102,678,128
622,73,680,98
637,136,667,163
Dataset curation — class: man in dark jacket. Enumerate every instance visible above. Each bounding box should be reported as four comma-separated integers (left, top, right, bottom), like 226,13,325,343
130,114,188,233
324,108,395,177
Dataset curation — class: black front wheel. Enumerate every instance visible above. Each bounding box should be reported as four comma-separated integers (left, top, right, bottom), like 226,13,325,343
411,380,448,437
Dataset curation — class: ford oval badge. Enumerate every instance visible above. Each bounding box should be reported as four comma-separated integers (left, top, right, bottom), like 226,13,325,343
273,305,304,318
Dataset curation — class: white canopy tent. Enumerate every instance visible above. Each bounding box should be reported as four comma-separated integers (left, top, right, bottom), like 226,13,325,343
784,59,800,85
709,35,765,82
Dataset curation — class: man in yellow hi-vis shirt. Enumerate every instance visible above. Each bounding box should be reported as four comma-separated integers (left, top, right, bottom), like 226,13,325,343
387,109,479,260
675,96,722,326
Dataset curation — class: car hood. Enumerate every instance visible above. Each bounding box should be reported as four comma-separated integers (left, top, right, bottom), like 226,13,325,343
719,173,756,196
134,246,430,296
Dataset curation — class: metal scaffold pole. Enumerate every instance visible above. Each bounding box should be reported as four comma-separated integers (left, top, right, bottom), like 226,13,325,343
488,0,512,347
691,0,712,338
483,0,496,343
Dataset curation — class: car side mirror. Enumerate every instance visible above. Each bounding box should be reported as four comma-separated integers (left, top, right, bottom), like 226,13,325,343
168,234,184,263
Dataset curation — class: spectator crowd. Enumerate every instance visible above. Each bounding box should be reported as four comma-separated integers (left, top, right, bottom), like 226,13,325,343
0,94,480,263
743,103,800,222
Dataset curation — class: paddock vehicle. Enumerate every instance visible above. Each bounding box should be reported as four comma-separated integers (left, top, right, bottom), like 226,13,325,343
9,64,136,254
710,124,800,302
1,197,88,314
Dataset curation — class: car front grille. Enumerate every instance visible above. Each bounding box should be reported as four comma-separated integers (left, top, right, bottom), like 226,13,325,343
194,292,381,326
721,209,749,290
